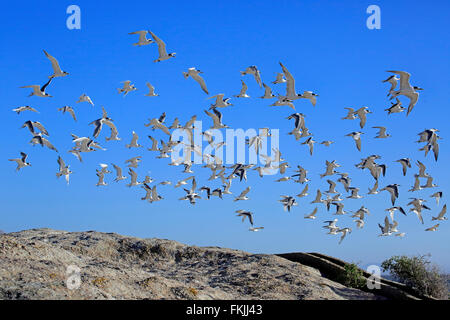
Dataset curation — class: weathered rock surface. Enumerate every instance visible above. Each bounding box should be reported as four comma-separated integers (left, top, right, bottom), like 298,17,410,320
0,228,384,300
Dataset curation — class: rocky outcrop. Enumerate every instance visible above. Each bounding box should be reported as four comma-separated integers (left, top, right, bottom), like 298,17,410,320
0,229,387,300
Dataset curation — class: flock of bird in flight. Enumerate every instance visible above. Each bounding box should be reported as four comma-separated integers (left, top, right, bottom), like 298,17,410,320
9,29,446,243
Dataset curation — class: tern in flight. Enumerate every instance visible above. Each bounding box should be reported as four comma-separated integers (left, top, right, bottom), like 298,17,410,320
236,210,254,225
43,50,69,78
21,78,53,98
58,106,77,121
77,94,94,106
12,106,39,114
128,30,154,46
234,80,250,98
56,156,72,185
240,66,262,88
9,152,31,171
183,67,209,94
144,82,158,97
387,70,423,116
149,30,176,62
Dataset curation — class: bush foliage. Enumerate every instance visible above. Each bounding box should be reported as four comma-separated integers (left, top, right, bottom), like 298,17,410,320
339,263,366,289
381,254,448,299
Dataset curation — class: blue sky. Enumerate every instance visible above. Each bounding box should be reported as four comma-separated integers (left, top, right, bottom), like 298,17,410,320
1,1,449,271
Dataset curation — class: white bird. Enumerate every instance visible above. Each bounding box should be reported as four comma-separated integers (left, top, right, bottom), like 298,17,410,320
326,180,338,194
337,228,352,244
128,30,154,46
175,176,195,188
299,91,319,107
183,68,209,94
56,156,72,185
304,207,318,219
234,186,250,201
395,158,411,176
387,70,423,116
204,108,228,129
144,82,158,97
236,210,254,225
416,160,429,178
342,107,357,120
272,73,286,84
425,224,440,232
111,164,127,182
368,180,379,195
320,140,334,147
90,114,118,141
234,80,250,98
411,208,424,225
311,189,323,204
20,78,53,98
12,106,39,114
296,184,309,198
320,160,341,178
430,192,443,205
29,134,58,152
125,156,142,168
385,207,406,221
332,202,346,215
432,205,447,221
77,94,94,106
380,184,400,206
345,132,364,151
43,50,69,78
21,120,49,136
58,106,77,121
149,185,163,203
373,126,390,139
408,186,421,199
148,30,176,62
378,216,392,236
385,98,405,115
382,75,399,97
270,97,295,110
117,80,137,96
302,137,316,156
126,168,142,187
9,152,31,171
323,219,339,230
95,171,108,187
347,187,363,200
260,83,276,99
279,196,298,212
421,176,438,189
249,227,264,232
125,131,143,148
240,66,262,88
279,62,301,100
354,107,372,129
208,93,233,109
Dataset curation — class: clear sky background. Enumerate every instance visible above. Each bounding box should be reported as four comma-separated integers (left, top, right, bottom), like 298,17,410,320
1,1,449,271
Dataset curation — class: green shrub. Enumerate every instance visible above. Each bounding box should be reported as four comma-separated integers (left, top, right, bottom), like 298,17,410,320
381,254,448,299
339,263,366,289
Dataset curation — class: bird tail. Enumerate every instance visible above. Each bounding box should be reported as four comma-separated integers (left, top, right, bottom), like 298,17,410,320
182,72,189,79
